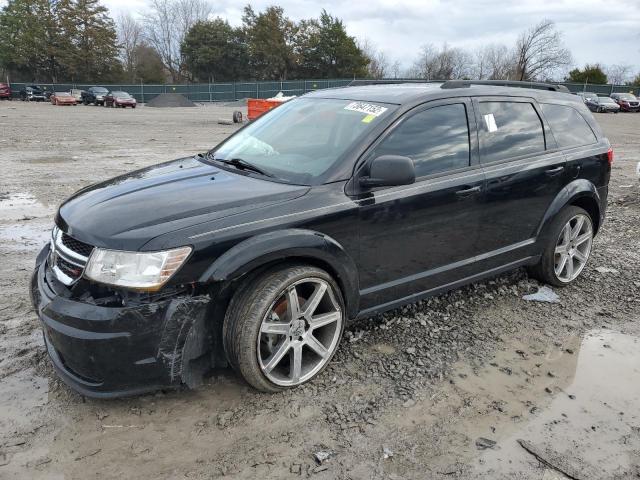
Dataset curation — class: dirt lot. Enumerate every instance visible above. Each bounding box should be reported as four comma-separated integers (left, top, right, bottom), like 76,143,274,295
1,100,639,480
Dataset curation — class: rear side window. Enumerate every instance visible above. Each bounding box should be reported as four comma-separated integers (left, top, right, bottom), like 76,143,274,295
540,103,597,148
372,103,470,177
478,102,545,162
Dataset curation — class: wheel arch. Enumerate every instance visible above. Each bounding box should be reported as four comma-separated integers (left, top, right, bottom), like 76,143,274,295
537,179,602,239
199,229,360,319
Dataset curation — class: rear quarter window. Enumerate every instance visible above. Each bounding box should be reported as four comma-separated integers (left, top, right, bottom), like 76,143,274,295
540,103,597,149
478,101,545,162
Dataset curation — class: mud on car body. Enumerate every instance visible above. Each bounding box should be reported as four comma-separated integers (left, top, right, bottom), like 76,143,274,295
31,80,612,398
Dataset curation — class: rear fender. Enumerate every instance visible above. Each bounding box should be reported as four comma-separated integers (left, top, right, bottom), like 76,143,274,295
199,229,360,319
537,179,601,240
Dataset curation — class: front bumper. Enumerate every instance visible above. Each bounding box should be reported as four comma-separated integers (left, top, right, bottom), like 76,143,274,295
30,245,211,398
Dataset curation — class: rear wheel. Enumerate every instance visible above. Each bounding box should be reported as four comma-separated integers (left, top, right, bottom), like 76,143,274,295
528,206,593,287
223,265,345,392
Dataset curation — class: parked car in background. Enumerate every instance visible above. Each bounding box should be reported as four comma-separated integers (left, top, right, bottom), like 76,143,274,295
586,96,620,113
575,92,599,104
0,83,11,100
610,93,640,112
81,86,109,105
31,80,612,397
104,91,137,108
50,92,78,106
70,89,84,102
20,85,46,102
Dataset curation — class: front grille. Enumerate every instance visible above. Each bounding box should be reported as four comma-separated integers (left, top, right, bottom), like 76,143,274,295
49,227,94,286
61,233,93,257
56,256,84,279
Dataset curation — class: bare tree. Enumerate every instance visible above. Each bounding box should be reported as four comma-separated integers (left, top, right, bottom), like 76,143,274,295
513,20,572,81
605,64,633,85
141,0,211,82
473,44,515,80
391,60,401,79
117,13,143,82
359,39,388,79
410,43,472,80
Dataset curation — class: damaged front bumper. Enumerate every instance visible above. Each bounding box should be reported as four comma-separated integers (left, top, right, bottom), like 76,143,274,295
30,244,211,398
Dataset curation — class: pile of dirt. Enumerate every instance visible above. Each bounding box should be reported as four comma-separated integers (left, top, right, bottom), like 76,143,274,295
146,93,196,108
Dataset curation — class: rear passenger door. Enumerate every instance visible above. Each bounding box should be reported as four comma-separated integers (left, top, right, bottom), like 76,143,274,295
472,97,566,265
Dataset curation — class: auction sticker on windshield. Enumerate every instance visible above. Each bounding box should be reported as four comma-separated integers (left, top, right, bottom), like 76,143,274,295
344,102,388,118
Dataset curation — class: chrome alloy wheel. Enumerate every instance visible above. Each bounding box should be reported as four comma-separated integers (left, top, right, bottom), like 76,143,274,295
257,278,343,386
554,213,593,283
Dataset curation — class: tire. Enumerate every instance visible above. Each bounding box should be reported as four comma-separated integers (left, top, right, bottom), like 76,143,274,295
223,264,345,392
528,206,594,287
232,111,243,123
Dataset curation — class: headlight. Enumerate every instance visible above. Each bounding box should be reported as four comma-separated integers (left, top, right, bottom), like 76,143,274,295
84,246,192,290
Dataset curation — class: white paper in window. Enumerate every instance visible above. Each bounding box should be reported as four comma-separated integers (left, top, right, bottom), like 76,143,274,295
483,113,498,132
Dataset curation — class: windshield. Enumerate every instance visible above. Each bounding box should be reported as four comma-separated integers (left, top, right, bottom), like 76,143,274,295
210,97,396,185
584,93,598,100
92,87,108,93
600,97,615,103
114,92,131,98
617,93,636,100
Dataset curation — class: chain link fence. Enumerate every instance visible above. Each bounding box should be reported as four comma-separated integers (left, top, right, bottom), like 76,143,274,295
5,79,639,103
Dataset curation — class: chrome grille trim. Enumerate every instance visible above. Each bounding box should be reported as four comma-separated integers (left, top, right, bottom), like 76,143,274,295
49,227,92,286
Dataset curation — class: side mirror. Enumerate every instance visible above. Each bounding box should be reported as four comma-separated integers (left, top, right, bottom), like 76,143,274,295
359,155,415,188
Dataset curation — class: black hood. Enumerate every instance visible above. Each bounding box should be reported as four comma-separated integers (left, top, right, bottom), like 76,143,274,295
57,157,309,250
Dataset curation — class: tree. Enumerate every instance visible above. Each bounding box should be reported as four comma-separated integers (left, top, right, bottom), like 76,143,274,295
181,18,248,81
57,0,120,82
605,64,632,85
474,44,514,80
513,20,572,81
242,5,297,80
142,0,212,82
566,64,607,85
631,73,640,87
117,12,143,82
359,39,388,79
294,10,368,79
409,43,472,80
133,43,166,83
0,0,62,81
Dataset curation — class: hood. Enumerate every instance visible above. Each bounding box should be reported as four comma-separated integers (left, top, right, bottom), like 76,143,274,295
57,156,309,250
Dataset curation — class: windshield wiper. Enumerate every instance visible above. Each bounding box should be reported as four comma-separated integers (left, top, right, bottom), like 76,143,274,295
208,154,274,178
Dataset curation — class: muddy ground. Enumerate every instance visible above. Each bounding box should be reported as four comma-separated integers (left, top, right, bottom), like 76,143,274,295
0,101,639,480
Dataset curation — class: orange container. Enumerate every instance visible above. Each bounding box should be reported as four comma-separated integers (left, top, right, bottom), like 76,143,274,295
247,98,284,121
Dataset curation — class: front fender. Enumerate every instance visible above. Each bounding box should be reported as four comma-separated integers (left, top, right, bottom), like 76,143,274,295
537,179,601,238
199,229,360,319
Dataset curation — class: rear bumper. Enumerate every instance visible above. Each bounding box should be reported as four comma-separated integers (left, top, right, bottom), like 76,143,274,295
31,245,210,398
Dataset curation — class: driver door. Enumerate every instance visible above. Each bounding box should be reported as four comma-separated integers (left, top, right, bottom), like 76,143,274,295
355,99,486,312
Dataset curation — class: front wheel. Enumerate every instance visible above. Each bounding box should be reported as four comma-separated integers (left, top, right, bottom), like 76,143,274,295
223,265,345,392
528,206,594,287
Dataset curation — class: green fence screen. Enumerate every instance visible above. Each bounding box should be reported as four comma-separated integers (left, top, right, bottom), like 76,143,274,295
5,79,640,103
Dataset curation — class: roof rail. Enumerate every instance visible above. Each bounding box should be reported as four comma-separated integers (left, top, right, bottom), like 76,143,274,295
347,79,439,87
440,80,570,93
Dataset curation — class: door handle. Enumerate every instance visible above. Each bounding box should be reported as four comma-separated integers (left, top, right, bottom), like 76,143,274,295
455,185,482,197
545,166,565,176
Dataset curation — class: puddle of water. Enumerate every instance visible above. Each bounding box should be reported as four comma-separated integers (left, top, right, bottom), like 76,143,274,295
0,193,54,221
472,330,640,478
0,224,51,252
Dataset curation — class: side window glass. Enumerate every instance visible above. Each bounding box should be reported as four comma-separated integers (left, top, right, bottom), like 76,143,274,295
540,103,597,148
478,101,545,162
371,104,470,177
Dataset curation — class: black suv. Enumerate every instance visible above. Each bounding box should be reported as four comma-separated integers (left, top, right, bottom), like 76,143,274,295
20,85,46,101
81,86,109,105
31,81,611,397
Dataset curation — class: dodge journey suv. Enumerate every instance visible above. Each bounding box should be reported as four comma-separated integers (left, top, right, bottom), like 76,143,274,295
31,80,611,397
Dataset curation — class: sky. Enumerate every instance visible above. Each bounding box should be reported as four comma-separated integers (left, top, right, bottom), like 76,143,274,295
4,0,640,75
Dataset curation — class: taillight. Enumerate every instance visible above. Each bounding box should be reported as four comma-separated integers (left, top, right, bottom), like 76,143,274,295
607,148,614,166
